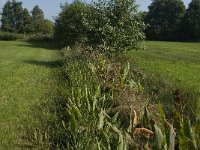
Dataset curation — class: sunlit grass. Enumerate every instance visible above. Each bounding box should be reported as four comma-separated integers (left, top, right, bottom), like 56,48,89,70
129,41,200,104
0,41,60,148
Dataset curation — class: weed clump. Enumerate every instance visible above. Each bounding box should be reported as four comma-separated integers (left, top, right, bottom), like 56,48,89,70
25,44,200,149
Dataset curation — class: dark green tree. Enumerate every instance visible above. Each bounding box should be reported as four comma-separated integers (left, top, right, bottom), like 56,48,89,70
181,0,200,40
1,0,31,33
31,5,44,21
54,1,89,47
18,8,33,33
1,1,52,34
145,0,185,41
1,1,15,32
31,5,45,33
40,19,53,34
12,0,25,32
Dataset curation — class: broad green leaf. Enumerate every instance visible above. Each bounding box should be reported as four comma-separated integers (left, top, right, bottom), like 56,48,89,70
98,109,105,130
70,116,77,134
152,125,166,150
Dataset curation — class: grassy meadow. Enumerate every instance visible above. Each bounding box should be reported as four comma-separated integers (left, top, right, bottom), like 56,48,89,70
0,40,199,149
0,41,61,148
129,41,200,108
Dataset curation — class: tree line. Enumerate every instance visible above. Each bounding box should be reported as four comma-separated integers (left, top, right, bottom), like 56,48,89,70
3,0,200,43
0,0,53,34
145,0,200,41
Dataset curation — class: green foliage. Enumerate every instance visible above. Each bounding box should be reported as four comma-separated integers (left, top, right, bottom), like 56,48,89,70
182,117,197,149
181,0,200,40
83,0,145,53
165,123,176,150
18,8,33,33
0,0,35,33
145,0,185,41
0,32,23,41
28,45,147,149
54,1,89,47
0,31,53,42
40,19,54,34
31,5,53,34
54,0,145,54
1,0,23,32
140,103,199,150
145,0,200,41
0,1,53,34
143,106,150,128
53,50,129,149
26,34,53,42
1,0,13,32
151,124,166,150
31,5,44,22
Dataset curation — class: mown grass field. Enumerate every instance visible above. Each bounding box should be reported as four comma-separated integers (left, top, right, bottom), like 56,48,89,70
1,40,200,148
0,41,60,149
129,41,200,106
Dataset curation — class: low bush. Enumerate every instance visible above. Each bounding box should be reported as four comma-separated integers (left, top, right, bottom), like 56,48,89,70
26,34,53,42
0,32,53,42
0,32,24,41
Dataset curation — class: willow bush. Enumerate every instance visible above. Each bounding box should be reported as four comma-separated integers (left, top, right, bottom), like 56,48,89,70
54,0,145,54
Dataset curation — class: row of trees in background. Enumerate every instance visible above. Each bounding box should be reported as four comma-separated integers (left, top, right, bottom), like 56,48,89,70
145,0,200,41
3,0,200,43
0,0,53,34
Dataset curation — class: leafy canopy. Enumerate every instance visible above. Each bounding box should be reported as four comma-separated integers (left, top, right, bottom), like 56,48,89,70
181,0,200,40
145,0,185,41
54,0,145,54
0,1,53,34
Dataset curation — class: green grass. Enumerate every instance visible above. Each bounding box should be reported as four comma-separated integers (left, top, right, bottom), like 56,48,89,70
0,41,60,149
129,41,200,105
1,40,199,149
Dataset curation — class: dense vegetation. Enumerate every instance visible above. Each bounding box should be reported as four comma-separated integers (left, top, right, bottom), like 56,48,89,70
31,0,200,149
145,0,200,41
145,0,185,41
1,0,53,34
30,42,199,149
0,0,200,149
54,0,145,53
181,0,200,40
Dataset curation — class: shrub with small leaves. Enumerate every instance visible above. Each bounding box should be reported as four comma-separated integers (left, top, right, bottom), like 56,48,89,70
83,0,146,54
54,0,145,54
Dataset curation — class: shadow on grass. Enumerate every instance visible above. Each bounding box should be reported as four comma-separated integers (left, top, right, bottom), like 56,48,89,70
23,60,63,68
17,64,68,149
17,41,59,51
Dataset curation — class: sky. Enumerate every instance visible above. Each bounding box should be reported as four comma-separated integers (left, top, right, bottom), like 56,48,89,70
0,0,192,21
